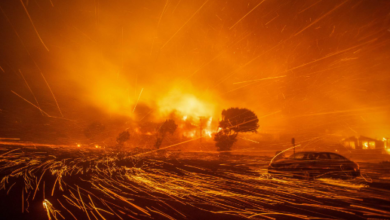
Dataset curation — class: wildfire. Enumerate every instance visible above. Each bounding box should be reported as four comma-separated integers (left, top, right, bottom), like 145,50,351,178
207,117,213,126
2,0,390,218
157,90,215,118
184,131,195,138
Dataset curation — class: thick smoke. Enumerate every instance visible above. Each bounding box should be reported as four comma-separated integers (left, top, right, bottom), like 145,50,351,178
0,0,389,145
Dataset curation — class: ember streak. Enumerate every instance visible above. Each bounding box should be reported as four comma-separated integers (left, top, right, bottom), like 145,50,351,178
0,144,389,220
1,0,390,219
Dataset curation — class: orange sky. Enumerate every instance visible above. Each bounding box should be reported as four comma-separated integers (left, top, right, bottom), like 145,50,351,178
1,0,390,140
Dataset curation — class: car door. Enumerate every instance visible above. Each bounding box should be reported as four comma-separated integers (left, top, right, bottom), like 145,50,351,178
300,152,317,172
314,153,331,174
327,153,348,173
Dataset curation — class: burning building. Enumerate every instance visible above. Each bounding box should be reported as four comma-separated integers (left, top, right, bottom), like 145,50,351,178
343,135,385,153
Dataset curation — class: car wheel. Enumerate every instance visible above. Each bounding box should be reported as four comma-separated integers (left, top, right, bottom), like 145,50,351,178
303,171,314,180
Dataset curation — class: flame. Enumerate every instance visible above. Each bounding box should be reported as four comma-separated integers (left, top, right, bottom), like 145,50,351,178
157,89,215,118
207,117,213,126
184,132,195,138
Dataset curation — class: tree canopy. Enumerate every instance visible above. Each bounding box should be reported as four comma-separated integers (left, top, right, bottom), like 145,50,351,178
160,119,178,135
155,119,177,149
219,108,259,133
215,108,259,153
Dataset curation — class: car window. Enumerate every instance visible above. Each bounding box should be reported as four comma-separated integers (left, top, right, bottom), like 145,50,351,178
329,153,345,160
290,152,306,159
316,153,330,160
305,153,316,160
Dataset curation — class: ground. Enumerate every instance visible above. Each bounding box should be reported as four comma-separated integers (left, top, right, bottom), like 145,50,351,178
0,145,390,220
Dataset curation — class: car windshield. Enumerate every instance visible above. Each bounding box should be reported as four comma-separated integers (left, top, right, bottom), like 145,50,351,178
316,153,330,160
329,153,346,160
289,152,306,159
289,152,348,160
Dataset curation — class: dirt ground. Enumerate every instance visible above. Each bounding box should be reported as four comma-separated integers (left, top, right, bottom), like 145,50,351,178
0,146,390,220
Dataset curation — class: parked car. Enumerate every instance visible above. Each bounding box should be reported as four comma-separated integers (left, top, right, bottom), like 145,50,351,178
268,151,360,178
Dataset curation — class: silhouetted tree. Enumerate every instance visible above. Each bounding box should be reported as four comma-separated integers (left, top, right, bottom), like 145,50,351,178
214,131,237,152
115,130,130,151
155,119,177,149
117,130,130,145
215,108,259,153
219,108,259,133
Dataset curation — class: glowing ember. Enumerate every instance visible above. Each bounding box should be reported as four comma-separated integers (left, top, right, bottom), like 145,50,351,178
1,145,389,219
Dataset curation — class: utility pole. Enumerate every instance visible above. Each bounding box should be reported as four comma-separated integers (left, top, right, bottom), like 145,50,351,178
199,117,206,144
198,117,207,152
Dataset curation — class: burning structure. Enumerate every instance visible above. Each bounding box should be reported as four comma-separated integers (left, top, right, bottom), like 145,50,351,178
343,135,390,156
343,136,383,150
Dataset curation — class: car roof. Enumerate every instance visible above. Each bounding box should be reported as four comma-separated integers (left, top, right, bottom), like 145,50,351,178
294,151,341,154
